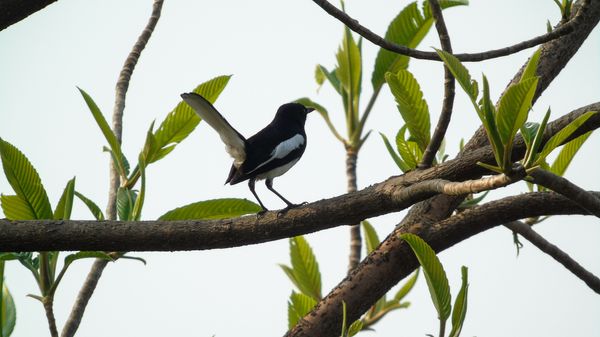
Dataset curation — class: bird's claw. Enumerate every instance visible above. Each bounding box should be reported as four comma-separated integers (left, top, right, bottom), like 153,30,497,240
276,202,307,217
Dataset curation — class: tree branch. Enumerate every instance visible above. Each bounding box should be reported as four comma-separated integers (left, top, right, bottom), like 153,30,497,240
504,220,600,294
285,191,597,336
0,0,58,32
530,168,600,217
61,1,164,337
311,0,589,62
419,0,455,168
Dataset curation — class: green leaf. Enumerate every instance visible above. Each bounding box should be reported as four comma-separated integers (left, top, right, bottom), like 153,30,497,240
287,291,317,329
64,251,113,266
385,70,431,150
280,236,322,301
0,139,53,220
119,254,147,265
520,122,539,149
1,283,16,337
496,77,539,148
520,49,542,82
372,1,468,91
362,221,380,254
480,75,504,167
347,319,364,337
158,198,261,220
537,111,597,164
295,97,345,143
317,65,342,94
458,191,490,209
379,132,410,172
550,131,592,176
523,108,551,167
396,126,420,169
336,27,362,133
131,154,147,221
449,266,469,337
151,75,231,164
74,191,105,220
394,268,420,302
435,49,478,101
116,187,137,221
1,195,36,220
53,177,76,220
401,233,451,322
78,88,127,178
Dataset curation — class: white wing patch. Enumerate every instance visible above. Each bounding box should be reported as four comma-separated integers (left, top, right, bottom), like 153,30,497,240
249,134,304,173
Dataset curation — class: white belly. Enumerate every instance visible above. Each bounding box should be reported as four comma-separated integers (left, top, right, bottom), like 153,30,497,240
255,158,300,180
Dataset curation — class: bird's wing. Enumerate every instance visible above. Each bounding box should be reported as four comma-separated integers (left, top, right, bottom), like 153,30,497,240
181,93,246,166
247,134,305,174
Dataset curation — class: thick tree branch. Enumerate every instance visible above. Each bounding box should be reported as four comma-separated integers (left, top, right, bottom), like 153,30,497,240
505,221,600,294
530,168,600,217
419,0,455,168
0,0,58,32
311,0,589,62
285,191,597,337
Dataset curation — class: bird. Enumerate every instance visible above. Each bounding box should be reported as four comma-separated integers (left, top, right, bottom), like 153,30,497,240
181,92,314,213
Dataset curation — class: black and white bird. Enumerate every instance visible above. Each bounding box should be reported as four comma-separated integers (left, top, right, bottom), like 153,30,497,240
181,92,313,213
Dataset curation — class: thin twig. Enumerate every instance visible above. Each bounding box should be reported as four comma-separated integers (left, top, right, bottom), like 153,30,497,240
419,0,455,169
346,147,361,272
311,0,589,62
530,168,600,217
43,297,59,337
61,1,164,337
505,220,600,294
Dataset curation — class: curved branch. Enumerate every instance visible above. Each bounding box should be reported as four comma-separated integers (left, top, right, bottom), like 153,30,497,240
505,221,600,294
419,0,455,168
312,0,590,62
285,191,597,337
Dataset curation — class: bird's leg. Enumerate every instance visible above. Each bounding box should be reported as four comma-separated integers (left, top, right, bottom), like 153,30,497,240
265,179,304,212
248,179,268,214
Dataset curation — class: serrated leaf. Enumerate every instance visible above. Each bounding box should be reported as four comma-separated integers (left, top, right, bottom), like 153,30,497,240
449,266,469,337
394,268,420,302
520,49,541,82
1,195,36,220
287,291,317,329
537,111,597,164
401,233,451,322
318,65,342,94
74,191,104,220
385,70,431,151
436,49,478,102
158,198,261,220
521,122,539,149
53,177,76,220
496,77,539,148
116,187,137,221
64,251,113,266
287,236,322,301
0,139,53,220
78,88,127,178
1,283,16,337
550,131,592,176
362,221,381,254
336,27,362,133
151,75,231,164
372,1,468,91
379,132,410,172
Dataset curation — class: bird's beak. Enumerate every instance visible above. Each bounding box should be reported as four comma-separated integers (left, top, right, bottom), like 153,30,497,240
306,107,315,113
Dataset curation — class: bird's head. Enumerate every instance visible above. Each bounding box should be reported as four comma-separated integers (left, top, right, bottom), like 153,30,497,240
274,103,314,126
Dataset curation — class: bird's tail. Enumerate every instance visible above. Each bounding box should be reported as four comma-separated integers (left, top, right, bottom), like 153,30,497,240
181,93,246,166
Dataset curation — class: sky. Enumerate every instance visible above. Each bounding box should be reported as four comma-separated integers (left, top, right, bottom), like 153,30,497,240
0,0,599,336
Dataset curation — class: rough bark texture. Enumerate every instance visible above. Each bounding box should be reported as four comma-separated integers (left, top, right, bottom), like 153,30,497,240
346,148,362,272
0,0,58,31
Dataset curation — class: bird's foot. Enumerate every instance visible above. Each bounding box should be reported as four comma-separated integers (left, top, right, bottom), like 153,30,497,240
256,208,269,218
277,202,307,217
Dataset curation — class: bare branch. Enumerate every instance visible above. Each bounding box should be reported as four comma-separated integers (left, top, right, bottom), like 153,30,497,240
311,0,590,62
62,1,164,337
285,190,596,337
0,0,58,31
419,0,455,168
346,147,361,272
43,297,58,337
530,168,600,217
505,220,600,294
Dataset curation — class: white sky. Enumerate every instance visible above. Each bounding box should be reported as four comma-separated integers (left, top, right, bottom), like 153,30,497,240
0,1,599,336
